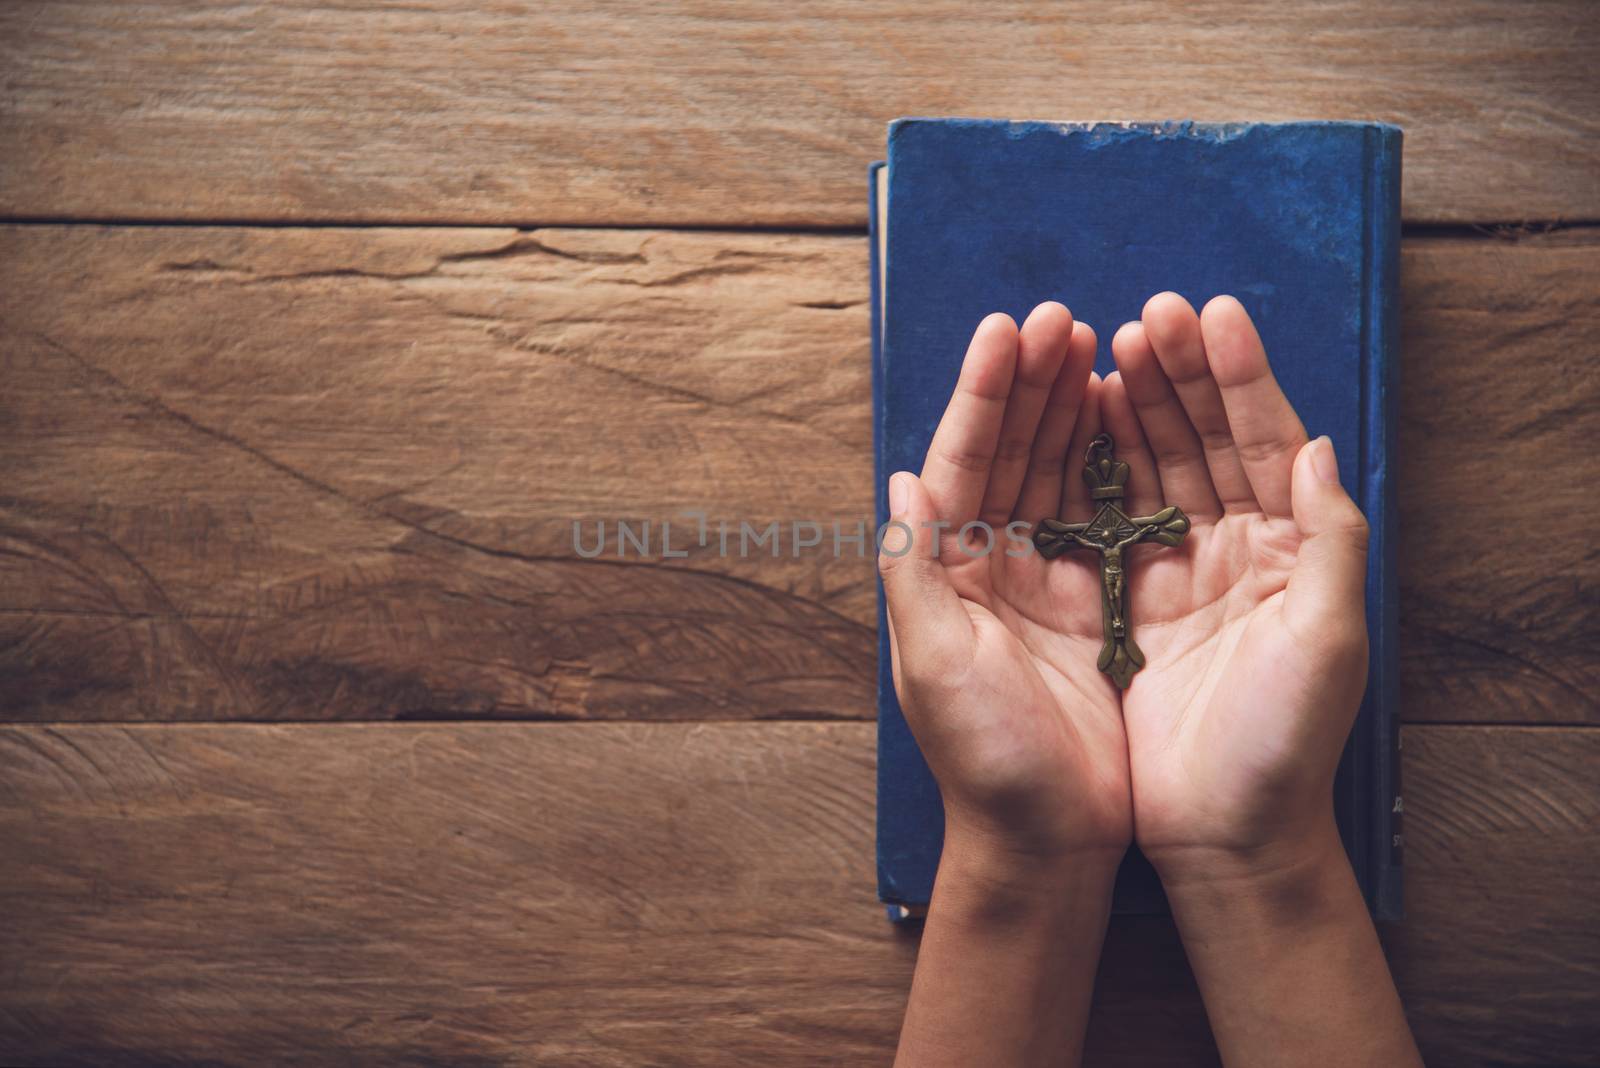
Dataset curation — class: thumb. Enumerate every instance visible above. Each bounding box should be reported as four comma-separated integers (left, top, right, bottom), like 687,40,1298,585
1283,436,1371,642
879,471,972,677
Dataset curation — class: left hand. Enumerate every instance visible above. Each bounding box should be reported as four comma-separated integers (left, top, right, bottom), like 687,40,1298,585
878,302,1130,863
884,302,1130,1068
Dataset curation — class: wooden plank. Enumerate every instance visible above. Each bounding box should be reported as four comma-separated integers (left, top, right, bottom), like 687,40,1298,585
0,721,1593,1066
1,2,1597,227
2,225,1594,722
0,224,878,721
1387,725,1600,1064
1397,233,1600,724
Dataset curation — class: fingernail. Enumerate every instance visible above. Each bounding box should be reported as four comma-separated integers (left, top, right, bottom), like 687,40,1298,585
889,472,910,514
1311,436,1339,484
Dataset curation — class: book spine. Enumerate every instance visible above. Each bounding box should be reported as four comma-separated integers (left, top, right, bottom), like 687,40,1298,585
1364,126,1405,921
869,161,911,921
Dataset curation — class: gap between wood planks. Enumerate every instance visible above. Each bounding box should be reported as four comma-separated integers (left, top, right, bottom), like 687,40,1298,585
3,216,1600,238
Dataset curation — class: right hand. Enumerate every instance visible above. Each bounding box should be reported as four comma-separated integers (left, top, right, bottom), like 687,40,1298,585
1102,292,1372,880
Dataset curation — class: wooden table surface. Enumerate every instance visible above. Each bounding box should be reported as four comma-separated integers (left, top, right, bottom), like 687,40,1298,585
1,3,1596,1065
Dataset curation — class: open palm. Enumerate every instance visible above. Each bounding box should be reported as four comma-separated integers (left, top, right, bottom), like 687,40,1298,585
880,296,1370,865
1101,294,1371,862
880,304,1131,855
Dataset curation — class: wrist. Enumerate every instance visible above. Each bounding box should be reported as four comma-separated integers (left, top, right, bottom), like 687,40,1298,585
898,825,1121,1068
1151,815,1354,921
933,825,1124,926
1146,818,1419,1068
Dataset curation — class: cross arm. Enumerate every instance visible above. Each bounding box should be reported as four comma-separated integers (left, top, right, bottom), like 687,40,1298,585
1033,518,1094,560
1127,505,1192,547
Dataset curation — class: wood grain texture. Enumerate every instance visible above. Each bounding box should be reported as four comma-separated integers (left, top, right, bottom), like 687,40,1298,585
0,224,878,721
0,721,1593,1067
2,225,1595,722
1397,232,1600,724
2,1,1598,227
1387,725,1600,1066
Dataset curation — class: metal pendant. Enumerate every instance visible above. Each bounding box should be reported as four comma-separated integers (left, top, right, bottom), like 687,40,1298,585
1034,434,1190,689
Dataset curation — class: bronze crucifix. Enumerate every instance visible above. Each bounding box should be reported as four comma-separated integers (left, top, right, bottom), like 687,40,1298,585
1034,434,1191,689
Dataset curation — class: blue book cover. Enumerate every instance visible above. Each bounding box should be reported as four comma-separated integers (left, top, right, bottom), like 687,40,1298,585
870,119,1402,920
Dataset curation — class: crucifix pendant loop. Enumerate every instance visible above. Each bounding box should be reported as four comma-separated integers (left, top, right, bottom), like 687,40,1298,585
1033,434,1190,689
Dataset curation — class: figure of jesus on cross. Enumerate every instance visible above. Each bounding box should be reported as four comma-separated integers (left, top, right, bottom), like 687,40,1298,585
1034,434,1191,689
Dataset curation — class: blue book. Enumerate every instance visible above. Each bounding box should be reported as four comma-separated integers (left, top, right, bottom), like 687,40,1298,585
870,119,1402,921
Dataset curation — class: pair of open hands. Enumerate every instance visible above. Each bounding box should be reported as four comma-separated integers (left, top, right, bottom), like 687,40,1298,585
878,293,1372,875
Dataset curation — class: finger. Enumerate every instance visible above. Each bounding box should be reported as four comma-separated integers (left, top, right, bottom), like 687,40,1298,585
979,302,1074,527
879,471,973,684
1111,319,1223,521
1282,438,1369,649
1200,295,1309,518
1142,291,1257,513
920,312,1019,526
1099,372,1164,518
1014,319,1097,524
1059,372,1105,523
